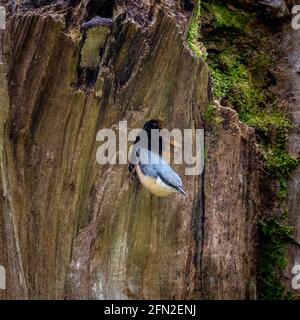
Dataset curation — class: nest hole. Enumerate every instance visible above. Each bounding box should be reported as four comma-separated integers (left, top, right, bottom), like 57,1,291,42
86,0,116,19
128,119,165,174
182,0,195,12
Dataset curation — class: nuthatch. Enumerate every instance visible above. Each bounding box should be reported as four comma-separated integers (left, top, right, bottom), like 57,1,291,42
133,147,187,198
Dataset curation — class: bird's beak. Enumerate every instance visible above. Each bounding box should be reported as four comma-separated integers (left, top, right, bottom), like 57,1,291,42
177,186,188,197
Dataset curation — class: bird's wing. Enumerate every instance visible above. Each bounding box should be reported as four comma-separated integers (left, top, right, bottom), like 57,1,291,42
138,148,162,179
156,166,183,190
138,148,183,189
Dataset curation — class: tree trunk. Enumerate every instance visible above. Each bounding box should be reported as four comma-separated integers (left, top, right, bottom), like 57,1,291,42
0,0,260,299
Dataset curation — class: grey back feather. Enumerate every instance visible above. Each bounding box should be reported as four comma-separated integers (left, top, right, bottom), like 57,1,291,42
136,148,183,189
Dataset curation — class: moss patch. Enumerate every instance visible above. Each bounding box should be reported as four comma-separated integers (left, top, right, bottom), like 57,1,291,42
187,0,206,58
204,2,249,32
263,147,299,180
210,55,265,119
203,104,223,128
259,215,294,300
208,48,285,135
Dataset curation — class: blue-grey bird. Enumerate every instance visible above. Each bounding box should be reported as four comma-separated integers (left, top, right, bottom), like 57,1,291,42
133,147,187,197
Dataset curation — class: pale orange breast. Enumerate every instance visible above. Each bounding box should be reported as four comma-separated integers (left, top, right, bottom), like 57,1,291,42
136,165,175,197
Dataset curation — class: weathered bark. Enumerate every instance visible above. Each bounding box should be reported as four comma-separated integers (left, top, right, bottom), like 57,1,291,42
279,20,300,298
0,0,260,299
200,106,259,299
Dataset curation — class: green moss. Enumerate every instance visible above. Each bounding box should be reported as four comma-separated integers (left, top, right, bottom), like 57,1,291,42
203,104,223,127
187,0,206,58
203,1,249,32
258,139,298,300
252,53,273,71
259,215,294,300
211,54,265,121
251,54,273,85
277,177,288,200
245,113,292,135
263,147,299,179
219,50,240,69
203,104,216,123
210,51,291,137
